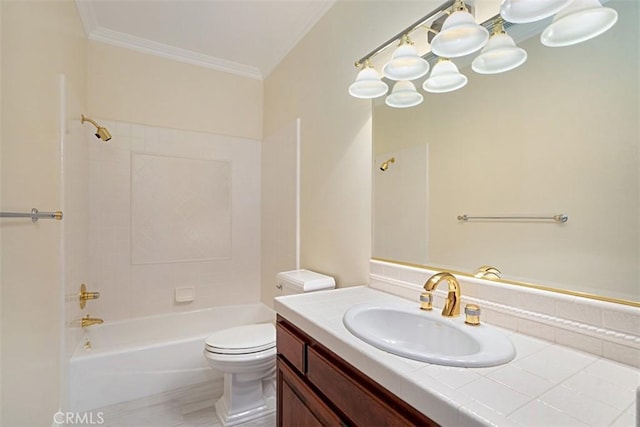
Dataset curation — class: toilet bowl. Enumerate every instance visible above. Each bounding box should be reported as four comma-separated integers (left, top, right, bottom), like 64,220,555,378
203,269,336,426
203,323,276,426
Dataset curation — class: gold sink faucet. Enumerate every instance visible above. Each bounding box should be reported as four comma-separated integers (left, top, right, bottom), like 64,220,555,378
81,315,104,328
421,272,461,317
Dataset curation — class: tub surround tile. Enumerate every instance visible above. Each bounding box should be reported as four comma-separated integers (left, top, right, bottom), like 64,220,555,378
89,120,261,323
274,286,635,427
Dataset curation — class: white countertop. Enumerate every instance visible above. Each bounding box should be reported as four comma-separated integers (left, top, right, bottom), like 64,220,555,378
274,286,639,427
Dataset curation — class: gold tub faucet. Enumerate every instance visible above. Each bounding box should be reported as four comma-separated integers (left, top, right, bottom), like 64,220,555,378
421,272,461,317
81,315,104,328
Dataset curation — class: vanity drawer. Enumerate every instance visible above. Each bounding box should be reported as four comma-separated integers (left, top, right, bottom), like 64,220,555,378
276,321,306,373
306,346,436,427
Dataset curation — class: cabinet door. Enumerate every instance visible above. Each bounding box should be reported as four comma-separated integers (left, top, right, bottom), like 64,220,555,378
277,356,343,427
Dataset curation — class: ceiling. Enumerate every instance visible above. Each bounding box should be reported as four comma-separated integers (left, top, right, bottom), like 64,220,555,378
75,0,335,80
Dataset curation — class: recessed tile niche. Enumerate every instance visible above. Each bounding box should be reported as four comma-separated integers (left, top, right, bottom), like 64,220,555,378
131,152,231,264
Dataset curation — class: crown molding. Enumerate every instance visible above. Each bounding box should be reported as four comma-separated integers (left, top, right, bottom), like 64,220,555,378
88,27,262,80
74,0,262,80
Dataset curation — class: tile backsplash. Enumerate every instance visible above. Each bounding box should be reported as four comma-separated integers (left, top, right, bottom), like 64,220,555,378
88,120,261,321
370,259,640,368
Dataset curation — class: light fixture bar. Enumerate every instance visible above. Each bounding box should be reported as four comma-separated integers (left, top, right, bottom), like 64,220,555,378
354,0,455,67
396,14,520,75
354,5,517,70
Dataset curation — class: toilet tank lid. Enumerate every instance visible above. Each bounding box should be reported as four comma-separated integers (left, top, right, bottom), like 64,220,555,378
277,269,336,292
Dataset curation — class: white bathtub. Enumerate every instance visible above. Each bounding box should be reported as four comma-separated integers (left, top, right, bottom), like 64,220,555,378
69,303,275,412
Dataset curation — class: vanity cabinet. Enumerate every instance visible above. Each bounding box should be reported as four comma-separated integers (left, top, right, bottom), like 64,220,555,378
276,315,438,427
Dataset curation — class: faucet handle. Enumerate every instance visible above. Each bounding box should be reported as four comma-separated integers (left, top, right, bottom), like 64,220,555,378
464,304,481,326
420,292,433,311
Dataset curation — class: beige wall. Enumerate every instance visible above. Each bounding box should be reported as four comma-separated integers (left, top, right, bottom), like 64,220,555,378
1,1,87,425
87,42,263,140
263,1,433,287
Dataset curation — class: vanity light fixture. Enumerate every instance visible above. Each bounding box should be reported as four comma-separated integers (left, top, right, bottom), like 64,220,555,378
382,35,430,81
430,0,489,58
348,59,389,99
540,0,618,47
385,81,424,108
423,59,468,93
471,20,527,74
500,0,572,23
349,0,618,105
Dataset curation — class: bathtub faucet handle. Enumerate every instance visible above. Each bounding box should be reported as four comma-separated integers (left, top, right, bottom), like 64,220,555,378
81,315,104,328
79,283,100,309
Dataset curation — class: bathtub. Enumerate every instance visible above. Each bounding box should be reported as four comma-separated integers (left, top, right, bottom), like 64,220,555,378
69,303,275,412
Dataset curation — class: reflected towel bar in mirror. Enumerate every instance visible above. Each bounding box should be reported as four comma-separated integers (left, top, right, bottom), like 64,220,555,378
0,208,63,222
457,214,568,223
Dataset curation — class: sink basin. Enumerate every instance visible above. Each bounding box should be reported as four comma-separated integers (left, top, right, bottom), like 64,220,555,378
343,303,516,367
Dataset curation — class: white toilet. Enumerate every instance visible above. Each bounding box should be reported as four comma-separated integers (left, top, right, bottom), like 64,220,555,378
203,269,335,426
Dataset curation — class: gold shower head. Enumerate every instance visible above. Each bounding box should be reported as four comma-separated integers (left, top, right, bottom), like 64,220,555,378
380,157,395,171
81,114,112,142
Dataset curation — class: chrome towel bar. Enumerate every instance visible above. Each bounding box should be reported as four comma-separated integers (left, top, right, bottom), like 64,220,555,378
0,208,63,222
457,214,568,223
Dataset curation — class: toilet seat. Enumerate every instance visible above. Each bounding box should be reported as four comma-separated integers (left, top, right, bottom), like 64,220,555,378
205,323,275,355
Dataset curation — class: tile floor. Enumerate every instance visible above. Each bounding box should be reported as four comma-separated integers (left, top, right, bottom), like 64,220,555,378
80,380,275,427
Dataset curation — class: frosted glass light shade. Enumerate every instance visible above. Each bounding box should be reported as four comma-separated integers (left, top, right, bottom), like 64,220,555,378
430,11,489,58
385,81,424,108
423,60,468,93
541,0,618,47
500,0,572,23
472,33,527,74
349,67,389,99
382,44,430,81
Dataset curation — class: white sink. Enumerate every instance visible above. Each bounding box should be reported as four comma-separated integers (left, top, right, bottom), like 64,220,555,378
343,303,516,368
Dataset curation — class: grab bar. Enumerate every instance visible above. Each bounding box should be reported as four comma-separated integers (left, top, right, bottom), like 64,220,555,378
0,208,63,222
457,214,568,223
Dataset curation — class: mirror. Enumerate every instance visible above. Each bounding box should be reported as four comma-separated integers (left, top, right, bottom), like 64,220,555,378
372,0,639,303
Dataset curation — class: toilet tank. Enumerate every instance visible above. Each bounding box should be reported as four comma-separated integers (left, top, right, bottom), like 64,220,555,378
276,269,336,296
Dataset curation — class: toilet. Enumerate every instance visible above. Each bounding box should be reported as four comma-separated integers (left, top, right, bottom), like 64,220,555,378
203,269,335,426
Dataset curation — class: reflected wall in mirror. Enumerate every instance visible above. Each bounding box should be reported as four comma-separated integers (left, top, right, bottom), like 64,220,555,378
372,0,638,303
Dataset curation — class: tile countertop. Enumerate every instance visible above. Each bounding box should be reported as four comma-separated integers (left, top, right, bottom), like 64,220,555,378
274,286,639,427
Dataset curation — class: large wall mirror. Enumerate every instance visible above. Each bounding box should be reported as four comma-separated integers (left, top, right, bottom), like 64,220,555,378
372,0,638,304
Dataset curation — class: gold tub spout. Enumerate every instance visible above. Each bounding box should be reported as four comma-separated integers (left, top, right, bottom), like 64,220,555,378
81,315,104,328
422,272,461,317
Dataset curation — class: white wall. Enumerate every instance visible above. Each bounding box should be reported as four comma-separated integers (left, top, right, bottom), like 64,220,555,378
87,120,261,321
0,1,87,424
263,0,434,287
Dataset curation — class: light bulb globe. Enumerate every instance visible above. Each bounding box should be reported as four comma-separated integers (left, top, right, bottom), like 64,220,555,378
430,11,489,58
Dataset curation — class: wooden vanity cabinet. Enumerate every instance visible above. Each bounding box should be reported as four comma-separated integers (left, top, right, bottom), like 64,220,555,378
276,315,438,427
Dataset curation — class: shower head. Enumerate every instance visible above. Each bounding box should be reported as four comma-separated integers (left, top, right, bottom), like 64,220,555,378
81,114,112,142
380,157,395,171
